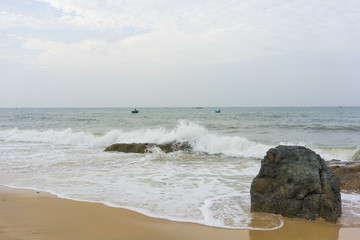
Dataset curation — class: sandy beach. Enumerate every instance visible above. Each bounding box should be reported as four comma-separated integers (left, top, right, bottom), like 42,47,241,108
0,186,358,240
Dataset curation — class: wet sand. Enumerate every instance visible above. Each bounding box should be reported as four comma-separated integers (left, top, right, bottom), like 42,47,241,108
0,186,359,240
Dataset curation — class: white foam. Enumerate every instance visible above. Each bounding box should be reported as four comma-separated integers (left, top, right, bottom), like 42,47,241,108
1,141,359,229
0,121,272,159
0,144,264,230
200,194,284,230
341,193,360,216
0,128,106,146
1,123,357,161
279,141,357,161
201,194,251,228
313,148,358,161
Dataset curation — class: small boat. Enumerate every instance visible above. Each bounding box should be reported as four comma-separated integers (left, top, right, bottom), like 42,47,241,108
215,109,221,113
132,109,139,114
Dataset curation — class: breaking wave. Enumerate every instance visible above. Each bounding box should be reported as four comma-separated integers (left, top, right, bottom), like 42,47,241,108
0,120,358,160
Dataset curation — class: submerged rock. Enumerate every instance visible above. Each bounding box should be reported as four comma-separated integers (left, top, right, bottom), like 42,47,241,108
104,141,191,153
329,160,360,192
250,145,342,223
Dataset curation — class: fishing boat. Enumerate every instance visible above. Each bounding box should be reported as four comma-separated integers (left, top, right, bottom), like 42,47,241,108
132,109,139,114
215,109,221,113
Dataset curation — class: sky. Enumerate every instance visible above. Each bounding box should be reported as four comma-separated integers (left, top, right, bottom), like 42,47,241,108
1,0,359,107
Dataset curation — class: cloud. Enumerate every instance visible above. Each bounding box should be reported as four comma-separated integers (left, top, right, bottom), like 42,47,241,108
1,1,360,93
0,10,48,29
35,0,360,33
0,0,356,75
21,25,291,74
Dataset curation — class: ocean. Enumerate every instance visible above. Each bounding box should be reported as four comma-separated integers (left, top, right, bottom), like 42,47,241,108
0,107,359,229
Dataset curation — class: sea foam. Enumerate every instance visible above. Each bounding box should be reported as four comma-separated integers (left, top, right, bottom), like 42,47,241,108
0,121,357,160
0,121,270,159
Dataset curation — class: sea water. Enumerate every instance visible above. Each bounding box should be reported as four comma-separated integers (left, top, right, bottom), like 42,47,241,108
0,107,359,229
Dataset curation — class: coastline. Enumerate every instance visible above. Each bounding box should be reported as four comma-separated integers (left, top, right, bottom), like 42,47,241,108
0,186,359,240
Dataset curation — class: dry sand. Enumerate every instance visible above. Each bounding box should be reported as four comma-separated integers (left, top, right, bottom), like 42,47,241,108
0,185,359,240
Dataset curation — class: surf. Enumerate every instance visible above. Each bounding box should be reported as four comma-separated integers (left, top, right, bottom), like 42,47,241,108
1,120,358,160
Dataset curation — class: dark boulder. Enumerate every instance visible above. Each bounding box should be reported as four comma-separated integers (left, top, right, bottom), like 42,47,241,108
250,145,342,223
104,141,191,153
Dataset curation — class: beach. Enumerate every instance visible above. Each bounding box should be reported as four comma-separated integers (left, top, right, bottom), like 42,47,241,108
0,186,359,240
2,0,359,237
1,107,360,238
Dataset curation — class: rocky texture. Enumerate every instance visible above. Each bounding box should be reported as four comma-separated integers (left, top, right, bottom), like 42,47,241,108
329,160,360,192
104,141,191,153
251,145,342,223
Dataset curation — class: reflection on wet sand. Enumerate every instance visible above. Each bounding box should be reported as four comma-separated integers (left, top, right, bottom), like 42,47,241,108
249,215,340,240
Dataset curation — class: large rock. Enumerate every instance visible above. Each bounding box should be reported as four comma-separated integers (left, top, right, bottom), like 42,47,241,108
104,141,191,153
250,145,342,223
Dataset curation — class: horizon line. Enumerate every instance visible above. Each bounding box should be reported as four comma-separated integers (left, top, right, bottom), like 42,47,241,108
1,105,359,109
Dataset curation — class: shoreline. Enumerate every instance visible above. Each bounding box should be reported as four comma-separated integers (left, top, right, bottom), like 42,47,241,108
1,186,360,239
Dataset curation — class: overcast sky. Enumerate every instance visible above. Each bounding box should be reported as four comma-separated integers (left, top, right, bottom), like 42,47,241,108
1,0,359,107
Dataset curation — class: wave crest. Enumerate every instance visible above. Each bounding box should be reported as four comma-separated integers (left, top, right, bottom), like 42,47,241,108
0,121,270,158
1,121,358,160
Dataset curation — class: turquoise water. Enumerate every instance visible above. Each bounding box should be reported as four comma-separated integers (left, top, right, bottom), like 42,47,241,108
0,107,359,228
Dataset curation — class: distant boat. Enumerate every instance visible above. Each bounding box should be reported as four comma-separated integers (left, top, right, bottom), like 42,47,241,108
132,109,139,114
215,109,221,113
